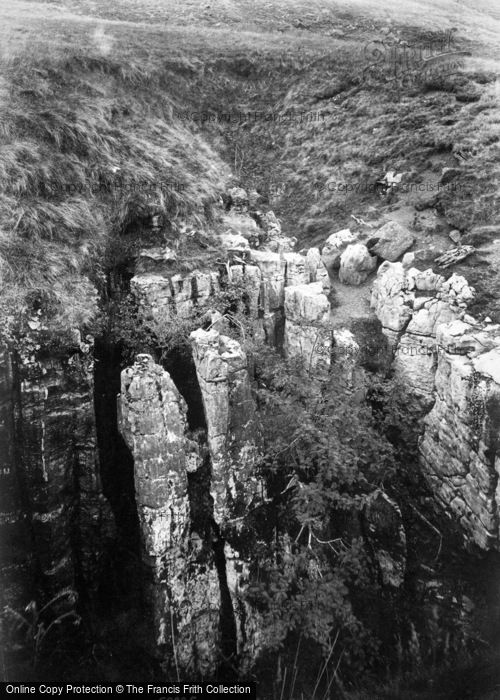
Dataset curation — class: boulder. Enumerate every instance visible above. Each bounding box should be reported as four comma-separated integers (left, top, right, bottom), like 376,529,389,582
228,187,248,210
370,221,415,262
339,243,377,285
220,232,250,253
321,228,357,274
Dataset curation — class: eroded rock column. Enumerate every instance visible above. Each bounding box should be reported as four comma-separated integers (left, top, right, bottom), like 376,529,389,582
119,354,220,674
189,329,264,665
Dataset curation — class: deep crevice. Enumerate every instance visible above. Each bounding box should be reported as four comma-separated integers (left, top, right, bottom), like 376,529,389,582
93,338,145,614
212,520,239,674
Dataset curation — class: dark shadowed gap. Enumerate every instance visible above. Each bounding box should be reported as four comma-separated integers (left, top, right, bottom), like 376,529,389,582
163,347,207,431
93,338,145,614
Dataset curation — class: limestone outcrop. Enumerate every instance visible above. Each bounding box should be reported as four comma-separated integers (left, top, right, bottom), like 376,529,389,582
189,329,265,665
119,354,220,673
0,335,114,616
371,262,475,399
131,269,220,324
420,323,500,550
371,261,500,550
189,329,263,523
284,282,331,368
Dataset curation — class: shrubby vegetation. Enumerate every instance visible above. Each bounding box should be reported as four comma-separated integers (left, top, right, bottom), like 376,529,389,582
247,349,398,688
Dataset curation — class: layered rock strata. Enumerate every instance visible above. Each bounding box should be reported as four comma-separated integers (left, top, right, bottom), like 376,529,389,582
0,335,113,616
371,262,500,549
283,282,332,368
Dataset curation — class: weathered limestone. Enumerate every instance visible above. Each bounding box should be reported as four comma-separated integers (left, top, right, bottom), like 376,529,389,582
371,260,500,550
0,351,34,608
370,261,414,345
416,322,500,549
131,270,220,323
370,221,415,262
339,244,377,285
372,263,475,400
321,228,357,277
229,264,262,317
331,329,361,384
0,336,114,615
284,283,331,368
119,354,220,673
189,330,263,523
305,247,329,286
283,252,310,287
189,329,264,664
248,250,286,346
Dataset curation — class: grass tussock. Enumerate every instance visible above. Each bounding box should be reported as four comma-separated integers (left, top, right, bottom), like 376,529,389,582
0,49,230,333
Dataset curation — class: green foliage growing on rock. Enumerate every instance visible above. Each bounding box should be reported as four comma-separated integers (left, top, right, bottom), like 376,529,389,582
245,349,398,680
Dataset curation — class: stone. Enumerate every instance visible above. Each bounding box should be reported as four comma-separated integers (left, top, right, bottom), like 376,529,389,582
370,221,415,262
372,253,500,549
305,247,329,284
220,232,251,253
189,329,265,665
189,329,263,523
131,270,220,322
449,229,462,244
1,337,114,616
339,244,377,285
283,252,309,287
120,354,220,674
136,246,177,274
284,283,331,367
370,261,413,337
228,187,248,210
321,228,357,275
402,251,415,268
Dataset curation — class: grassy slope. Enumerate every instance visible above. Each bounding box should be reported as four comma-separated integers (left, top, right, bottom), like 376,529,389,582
1,0,499,333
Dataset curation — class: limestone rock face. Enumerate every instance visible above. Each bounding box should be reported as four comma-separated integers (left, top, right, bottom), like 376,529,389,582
321,228,357,276
0,338,114,616
339,243,377,285
131,270,220,323
189,330,263,523
305,247,330,286
372,263,475,401
284,283,331,367
283,252,310,287
420,332,500,550
370,221,415,261
248,249,287,346
189,329,265,665
120,354,220,674
370,262,414,343
371,261,500,550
